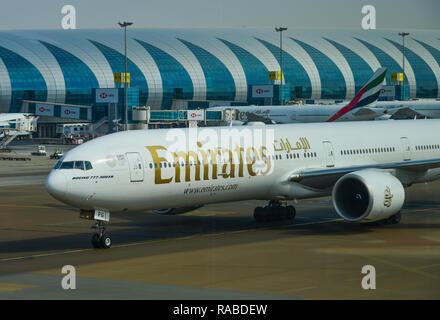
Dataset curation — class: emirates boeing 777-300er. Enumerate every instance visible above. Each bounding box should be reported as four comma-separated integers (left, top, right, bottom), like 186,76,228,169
46,116,440,249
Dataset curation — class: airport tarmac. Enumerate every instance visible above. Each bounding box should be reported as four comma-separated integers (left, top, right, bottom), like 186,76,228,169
0,159,439,299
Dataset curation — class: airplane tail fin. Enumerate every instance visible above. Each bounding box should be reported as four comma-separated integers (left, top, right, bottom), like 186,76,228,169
326,67,387,122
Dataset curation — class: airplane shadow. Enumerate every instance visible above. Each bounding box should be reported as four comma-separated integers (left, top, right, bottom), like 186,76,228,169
41,203,78,212
1,205,438,257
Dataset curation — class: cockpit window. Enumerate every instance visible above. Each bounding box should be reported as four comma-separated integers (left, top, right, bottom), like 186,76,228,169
60,161,74,169
54,160,63,169
85,161,93,170
55,161,93,170
74,161,85,170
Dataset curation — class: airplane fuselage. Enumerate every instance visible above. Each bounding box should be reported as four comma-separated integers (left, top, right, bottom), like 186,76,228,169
209,104,379,123
46,120,440,213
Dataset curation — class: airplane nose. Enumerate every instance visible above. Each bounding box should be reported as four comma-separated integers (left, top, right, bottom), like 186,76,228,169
46,170,67,200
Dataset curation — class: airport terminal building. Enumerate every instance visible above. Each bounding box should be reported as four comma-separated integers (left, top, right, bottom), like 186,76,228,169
0,28,439,114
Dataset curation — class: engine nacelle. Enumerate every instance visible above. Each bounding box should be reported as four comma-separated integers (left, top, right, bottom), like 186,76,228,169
153,206,203,215
332,169,405,222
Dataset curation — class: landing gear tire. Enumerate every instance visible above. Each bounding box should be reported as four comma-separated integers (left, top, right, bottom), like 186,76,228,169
91,219,112,249
100,234,112,249
91,234,101,248
388,212,402,225
363,212,402,226
274,206,286,220
253,207,265,222
286,205,296,220
253,201,296,222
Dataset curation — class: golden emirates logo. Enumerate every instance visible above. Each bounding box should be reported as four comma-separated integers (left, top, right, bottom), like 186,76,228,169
384,186,393,207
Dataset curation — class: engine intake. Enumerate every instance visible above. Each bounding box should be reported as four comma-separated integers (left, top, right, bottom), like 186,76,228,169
332,169,404,222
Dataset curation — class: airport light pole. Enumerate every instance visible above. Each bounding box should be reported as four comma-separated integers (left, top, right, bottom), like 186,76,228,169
399,32,409,101
118,21,133,130
275,27,287,105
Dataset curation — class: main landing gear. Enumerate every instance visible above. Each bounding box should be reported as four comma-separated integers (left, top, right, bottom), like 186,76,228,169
364,212,402,226
387,212,402,224
253,200,296,222
91,220,112,249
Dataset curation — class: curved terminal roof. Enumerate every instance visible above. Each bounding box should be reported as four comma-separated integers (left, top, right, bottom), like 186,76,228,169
0,28,439,112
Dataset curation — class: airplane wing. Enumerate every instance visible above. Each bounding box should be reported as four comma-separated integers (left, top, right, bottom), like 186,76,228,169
287,158,440,189
351,107,384,118
243,112,276,124
390,107,425,119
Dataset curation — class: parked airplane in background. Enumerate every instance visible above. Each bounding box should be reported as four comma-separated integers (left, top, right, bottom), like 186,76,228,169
46,117,440,249
374,100,440,119
208,68,387,124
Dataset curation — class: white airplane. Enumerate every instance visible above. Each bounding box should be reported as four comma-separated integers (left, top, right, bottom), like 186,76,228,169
208,68,387,124
46,118,440,249
373,100,440,120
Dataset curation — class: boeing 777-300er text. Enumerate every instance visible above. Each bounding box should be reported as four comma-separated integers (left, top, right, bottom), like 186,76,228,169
208,68,387,124
46,118,440,249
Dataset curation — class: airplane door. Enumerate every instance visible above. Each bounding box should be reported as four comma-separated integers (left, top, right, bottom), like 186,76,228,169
400,137,411,161
322,141,335,167
126,152,144,182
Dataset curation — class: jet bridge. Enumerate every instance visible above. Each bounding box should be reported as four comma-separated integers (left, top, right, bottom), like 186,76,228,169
0,113,38,149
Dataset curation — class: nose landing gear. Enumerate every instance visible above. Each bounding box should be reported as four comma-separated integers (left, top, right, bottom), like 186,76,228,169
91,221,112,249
253,200,296,222
80,209,112,249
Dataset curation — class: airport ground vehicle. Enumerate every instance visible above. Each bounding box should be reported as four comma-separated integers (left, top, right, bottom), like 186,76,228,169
31,145,47,156
50,150,64,159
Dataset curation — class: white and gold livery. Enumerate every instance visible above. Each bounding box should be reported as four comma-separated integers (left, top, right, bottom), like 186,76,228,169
46,119,440,248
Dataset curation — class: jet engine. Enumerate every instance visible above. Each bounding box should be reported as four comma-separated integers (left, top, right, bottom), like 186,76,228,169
332,169,404,222
153,206,203,215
